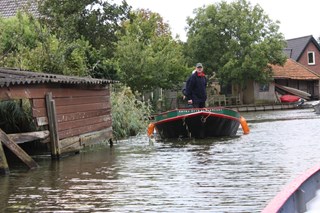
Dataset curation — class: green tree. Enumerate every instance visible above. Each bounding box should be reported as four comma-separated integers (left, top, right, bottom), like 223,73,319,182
0,12,91,76
0,12,39,67
185,0,287,87
115,9,189,93
38,0,131,79
25,37,91,76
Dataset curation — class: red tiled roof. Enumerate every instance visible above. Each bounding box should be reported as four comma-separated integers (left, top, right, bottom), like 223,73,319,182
271,58,320,80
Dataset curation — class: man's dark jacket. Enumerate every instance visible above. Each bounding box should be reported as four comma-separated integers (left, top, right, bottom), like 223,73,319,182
185,72,207,103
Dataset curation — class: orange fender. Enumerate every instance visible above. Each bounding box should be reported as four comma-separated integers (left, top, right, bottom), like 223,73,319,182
240,116,250,134
147,123,155,137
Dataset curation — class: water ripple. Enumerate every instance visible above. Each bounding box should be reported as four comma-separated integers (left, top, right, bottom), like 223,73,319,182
1,109,320,212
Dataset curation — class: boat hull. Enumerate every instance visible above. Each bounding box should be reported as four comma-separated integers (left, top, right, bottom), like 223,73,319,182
275,83,311,100
314,102,320,114
280,94,301,103
154,108,241,139
262,163,320,213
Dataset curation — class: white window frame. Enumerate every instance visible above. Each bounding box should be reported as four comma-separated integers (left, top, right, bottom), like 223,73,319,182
308,51,315,65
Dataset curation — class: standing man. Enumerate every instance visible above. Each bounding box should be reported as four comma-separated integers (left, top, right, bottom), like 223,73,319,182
185,63,207,108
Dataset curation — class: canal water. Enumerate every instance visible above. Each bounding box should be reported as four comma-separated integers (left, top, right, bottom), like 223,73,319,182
1,108,320,212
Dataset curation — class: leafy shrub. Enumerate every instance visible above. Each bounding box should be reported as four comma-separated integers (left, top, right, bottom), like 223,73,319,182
111,85,152,139
0,99,36,134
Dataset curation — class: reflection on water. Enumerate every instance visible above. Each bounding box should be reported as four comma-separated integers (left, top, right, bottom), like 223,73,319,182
1,108,320,212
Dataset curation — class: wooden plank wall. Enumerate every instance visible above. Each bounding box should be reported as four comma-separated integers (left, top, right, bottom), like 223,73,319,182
0,83,113,157
30,86,112,140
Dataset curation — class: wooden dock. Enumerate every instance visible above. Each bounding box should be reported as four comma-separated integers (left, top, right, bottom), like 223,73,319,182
0,129,42,174
228,103,299,112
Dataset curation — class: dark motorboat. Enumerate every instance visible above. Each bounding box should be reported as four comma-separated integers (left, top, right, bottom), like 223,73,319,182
148,107,249,140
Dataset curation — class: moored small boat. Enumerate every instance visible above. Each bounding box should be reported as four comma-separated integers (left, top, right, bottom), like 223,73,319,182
280,94,301,103
314,102,320,114
148,107,249,140
275,83,311,100
262,163,320,213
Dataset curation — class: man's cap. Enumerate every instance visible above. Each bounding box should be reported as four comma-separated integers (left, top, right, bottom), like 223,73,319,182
196,63,203,68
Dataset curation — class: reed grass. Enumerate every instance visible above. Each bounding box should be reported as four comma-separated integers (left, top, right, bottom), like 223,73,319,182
0,99,36,134
111,85,152,139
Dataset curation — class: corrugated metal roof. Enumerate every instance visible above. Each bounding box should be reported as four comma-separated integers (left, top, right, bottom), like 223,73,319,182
271,58,320,80
0,68,115,87
0,0,39,18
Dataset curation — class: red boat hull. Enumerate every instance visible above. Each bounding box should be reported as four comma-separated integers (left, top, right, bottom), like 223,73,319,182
280,95,300,103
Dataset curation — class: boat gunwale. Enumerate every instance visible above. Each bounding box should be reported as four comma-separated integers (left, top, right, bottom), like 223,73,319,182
154,110,240,125
154,106,238,117
262,163,320,213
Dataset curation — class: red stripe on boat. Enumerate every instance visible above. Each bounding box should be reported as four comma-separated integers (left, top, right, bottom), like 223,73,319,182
154,111,240,125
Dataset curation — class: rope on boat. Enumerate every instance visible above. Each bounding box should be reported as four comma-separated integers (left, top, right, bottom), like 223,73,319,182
182,117,192,138
201,114,210,123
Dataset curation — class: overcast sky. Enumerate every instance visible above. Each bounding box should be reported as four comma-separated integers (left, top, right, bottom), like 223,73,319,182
123,0,320,41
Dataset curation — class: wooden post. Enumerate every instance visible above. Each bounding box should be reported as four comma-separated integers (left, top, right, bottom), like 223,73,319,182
0,129,39,169
0,140,9,175
46,92,60,158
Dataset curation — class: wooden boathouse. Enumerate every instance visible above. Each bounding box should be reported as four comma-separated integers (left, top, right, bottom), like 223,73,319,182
0,68,114,174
